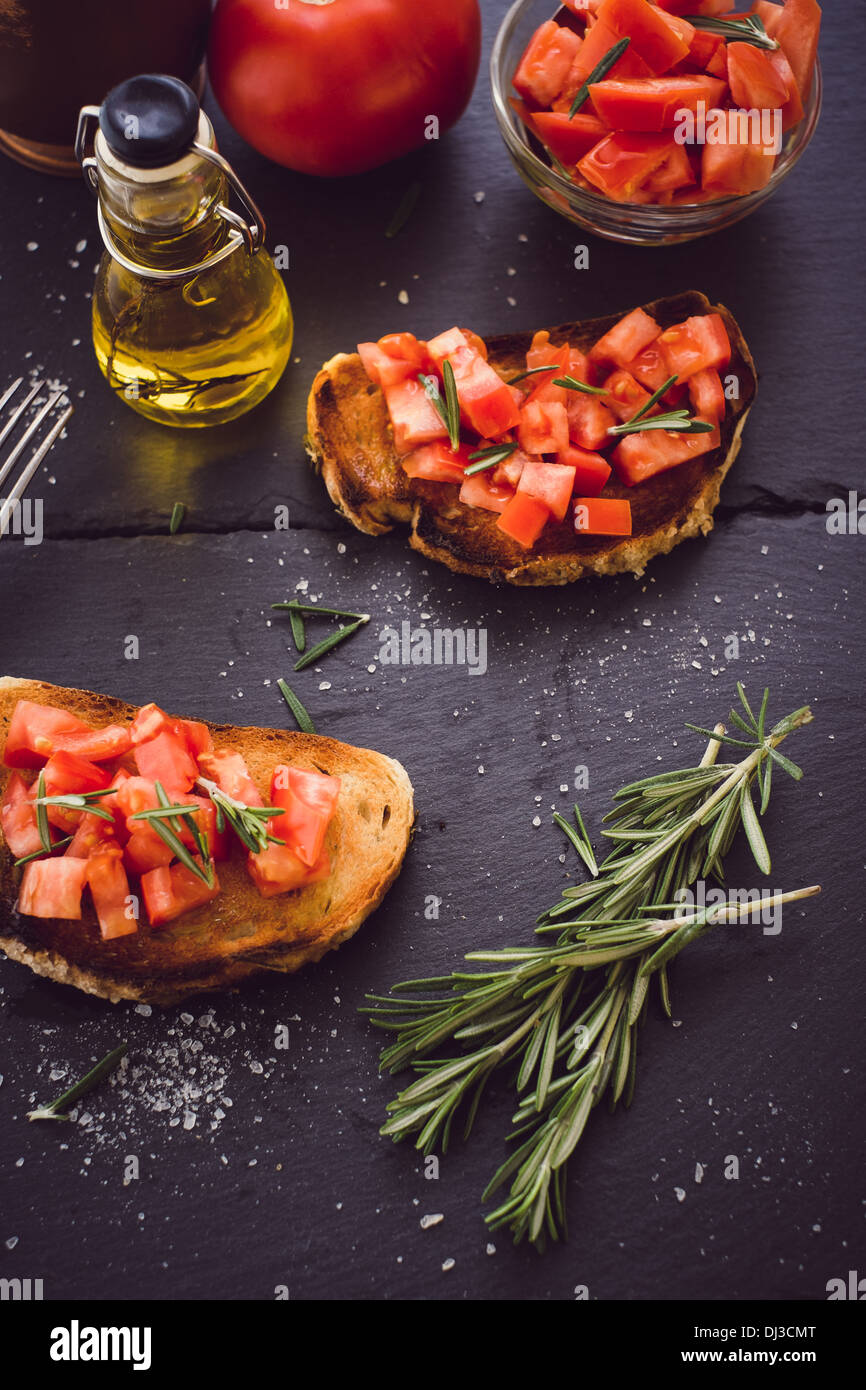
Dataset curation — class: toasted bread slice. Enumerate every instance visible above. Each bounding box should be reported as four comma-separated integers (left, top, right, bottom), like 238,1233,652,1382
306,291,756,586
0,678,414,1005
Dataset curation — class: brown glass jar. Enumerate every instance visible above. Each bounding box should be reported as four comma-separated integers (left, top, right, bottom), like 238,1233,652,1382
0,0,211,174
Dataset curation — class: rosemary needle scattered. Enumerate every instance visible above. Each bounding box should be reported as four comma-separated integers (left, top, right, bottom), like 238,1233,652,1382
683,13,778,51
419,370,461,450
196,777,284,855
169,501,185,534
27,1043,128,1122
569,37,631,118
364,686,819,1249
277,678,316,735
465,442,517,476
508,365,559,385
552,375,609,397
14,836,73,866
34,770,50,852
385,180,422,239
294,618,367,672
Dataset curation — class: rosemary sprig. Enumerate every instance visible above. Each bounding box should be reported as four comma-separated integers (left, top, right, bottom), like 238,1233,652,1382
195,777,284,855
169,501,185,534
569,37,631,118
554,802,598,878
465,442,517,476
631,373,677,420
385,180,422,239
551,375,609,397
364,687,818,1249
27,1042,128,1122
608,410,714,438
293,619,367,672
683,13,778,51
129,781,214,886
419,369,461,451
277,677,316,734
32,790,115,823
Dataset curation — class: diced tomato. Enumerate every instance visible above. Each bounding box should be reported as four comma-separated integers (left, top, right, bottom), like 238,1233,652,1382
588,75,725,131
612,421,720,485
496,492,550,548
427,330,521,438
247,843,330,899
565,347,593,385
557,446,612,496
567,392,617,451
753,0,820,100
129,703,169,745
767,47,804,130
383,377,448,454
401,441,471,485
573,496,633,536
133,730,199,791
1,772,42,859
358,333,429,388
524,343,570,407
141,859,219,928
591,308,660,369
87,849,137,940
197,749,264,807
682,29,725,73
19,857,88,919
527,110,610,166
688,368,725,422
603,368,653,422
578,131,674,201
625,339,671,391
183,794,230,861
458,471,513,514
123,829,174,876
179,719,213,759
701,113,778,195
727,41,789,110
526,331,559,370
41,750,109,831
66,813,117,859
115,776,160,823
656,0,729,13
643,139,695,193
598,0,692,72
658,314,731,379
564,13,654,94
518,400,569,456
270,765,341,869
517,459,576,523
493,447,530,490
5,702,133,767
512,20,583,108
101,767,131,823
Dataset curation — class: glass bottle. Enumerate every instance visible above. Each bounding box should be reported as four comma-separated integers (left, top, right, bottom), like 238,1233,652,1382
76,75,292,428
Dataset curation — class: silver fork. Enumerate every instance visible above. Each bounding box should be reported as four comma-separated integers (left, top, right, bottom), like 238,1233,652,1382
0,379,73,540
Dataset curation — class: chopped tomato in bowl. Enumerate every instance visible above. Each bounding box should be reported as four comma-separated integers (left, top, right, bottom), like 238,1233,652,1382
358,304,733,551
1,700,343,941
491,0,822,244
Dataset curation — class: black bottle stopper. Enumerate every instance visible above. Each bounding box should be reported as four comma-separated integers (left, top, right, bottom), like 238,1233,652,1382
99,74,200,167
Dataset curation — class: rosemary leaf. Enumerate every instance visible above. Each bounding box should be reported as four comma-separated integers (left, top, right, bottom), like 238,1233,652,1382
465,442,517,476
27,1042,128,1121
442,360,461,451
278,678,316,734
288,608,306,653
35,770,51,853
385,180,422,239
551,376,608,397
569,37,631,117
169,501,185,534
14,835,73,866
293,617,367,672
683,13,778,51
740,782,770,874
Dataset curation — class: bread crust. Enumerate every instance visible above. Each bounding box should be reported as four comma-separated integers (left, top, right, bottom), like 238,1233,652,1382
0,677,414,1004
306,292,757,585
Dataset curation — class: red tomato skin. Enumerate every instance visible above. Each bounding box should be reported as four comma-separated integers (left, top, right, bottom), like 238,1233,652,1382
401,442,471,486
558,446,612,496
496,493,551,548
208,0,481,177
574,496,633,536
427,332,522,439
66,813,117,859
753,0,820,100
1,772,43,858
727,42,789,110
527,111,609,167
247,844,330,899
578,131,673,200
19,857,88,919
513,20,583,108
518,401,570,457
603,369,653,422
611,420,720,484
87,850,137,941
688,369,725,422
658,314,730,379
588,75,725,131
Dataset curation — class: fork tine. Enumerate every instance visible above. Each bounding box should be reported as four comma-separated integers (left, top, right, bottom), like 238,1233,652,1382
0,378,24,414
0,390,67,490
0,403,74,538
0,379,41,453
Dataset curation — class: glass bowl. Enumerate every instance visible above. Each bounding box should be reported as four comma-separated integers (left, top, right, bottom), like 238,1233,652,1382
490,0,822,246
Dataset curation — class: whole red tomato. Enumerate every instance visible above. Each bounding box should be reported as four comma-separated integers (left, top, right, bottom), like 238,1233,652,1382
207,0,482,177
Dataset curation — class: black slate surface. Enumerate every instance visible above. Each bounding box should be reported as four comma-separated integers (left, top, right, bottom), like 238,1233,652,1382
0,2,863,1303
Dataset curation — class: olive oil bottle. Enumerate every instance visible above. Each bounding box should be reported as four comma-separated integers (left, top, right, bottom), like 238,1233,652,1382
77,75,291,427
